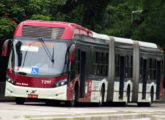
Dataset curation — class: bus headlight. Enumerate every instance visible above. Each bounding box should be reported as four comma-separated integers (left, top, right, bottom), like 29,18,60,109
53,79,67,87
6,75,15,85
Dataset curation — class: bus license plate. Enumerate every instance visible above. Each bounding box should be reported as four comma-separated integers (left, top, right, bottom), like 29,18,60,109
28,94,38,98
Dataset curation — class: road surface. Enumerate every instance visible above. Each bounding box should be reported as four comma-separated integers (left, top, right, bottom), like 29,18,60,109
0,102,165,120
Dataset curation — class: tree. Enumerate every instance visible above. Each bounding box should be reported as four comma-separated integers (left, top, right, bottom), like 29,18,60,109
132,0,165,49
0,18,17,40
30,14,51,21
0,0,165,52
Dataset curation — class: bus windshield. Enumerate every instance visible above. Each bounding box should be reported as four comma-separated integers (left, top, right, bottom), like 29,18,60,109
8,38,68,76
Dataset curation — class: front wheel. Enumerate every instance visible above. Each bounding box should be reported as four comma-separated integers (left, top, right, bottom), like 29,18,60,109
69,88,78,107
15,98,25,105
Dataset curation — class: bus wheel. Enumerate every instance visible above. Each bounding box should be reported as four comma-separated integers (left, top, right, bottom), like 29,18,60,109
99,86,105,107
137,88,154,107
137,103,144,107
138,102,151,107
145,88,154,107
143,88,154,107
126,86,130,104
70,87,78,107
15,98,25,105
150,87,154,103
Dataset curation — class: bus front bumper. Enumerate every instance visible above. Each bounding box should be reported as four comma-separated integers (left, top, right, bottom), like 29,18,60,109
5,82,67,101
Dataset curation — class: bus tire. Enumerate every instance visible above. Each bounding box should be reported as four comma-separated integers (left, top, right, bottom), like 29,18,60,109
15,98,25,105
138,102,151,107
150,87,154,103
126,85,131,104
145,88,154,107
70,85,78,107
137,103,144,107
99,85,105,107
144,87,154,107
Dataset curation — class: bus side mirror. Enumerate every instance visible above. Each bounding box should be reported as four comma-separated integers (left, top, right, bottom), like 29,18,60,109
1,39,11,57
69,44,75,62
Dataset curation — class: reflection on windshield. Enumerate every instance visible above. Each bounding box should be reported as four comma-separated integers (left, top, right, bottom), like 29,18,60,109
8,40,67,76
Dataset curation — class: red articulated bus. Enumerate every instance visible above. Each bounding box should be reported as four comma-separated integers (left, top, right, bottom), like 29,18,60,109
2,20,164,106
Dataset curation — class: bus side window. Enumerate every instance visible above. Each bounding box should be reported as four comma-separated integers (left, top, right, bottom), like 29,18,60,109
154,59,157,80
92,49,108,76
131,56,133,77
102,52,108,76
115,54,120,77
125,55,133,78
126,55,129,78
152,59,157,80
140,57,143,80
105,53,109,76
93,51,99,75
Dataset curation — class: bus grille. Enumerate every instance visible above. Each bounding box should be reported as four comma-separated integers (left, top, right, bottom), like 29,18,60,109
23,26,64,39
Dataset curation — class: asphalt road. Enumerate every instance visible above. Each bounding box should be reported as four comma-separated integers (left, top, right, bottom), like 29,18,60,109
0,102,165,120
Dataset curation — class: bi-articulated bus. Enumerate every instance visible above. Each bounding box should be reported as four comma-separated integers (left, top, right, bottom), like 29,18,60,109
2,20,164,106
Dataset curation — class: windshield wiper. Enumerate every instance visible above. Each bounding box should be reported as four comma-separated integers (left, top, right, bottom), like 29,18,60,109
51,46,55,63
39,37,54,63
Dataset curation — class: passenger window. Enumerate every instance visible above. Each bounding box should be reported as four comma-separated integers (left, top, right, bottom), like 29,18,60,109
115,54,120,77
92,50,108,76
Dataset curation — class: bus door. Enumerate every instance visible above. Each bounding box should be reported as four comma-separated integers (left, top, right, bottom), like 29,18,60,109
80,51,86,98
156,61,161,99
142,59,147,99
119,56,125,99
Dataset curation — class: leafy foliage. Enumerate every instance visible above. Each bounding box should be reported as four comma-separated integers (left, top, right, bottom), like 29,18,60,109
0,0,165,52
0,18,17,40
30,14,51,21
132,0,165,48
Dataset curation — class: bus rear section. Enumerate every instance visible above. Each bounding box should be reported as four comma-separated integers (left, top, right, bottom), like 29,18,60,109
136,42,164,106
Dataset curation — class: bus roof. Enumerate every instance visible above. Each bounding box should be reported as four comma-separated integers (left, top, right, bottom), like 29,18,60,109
14,20,92,39
112,36,134,44
14,20,163,53
92,32,110,40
